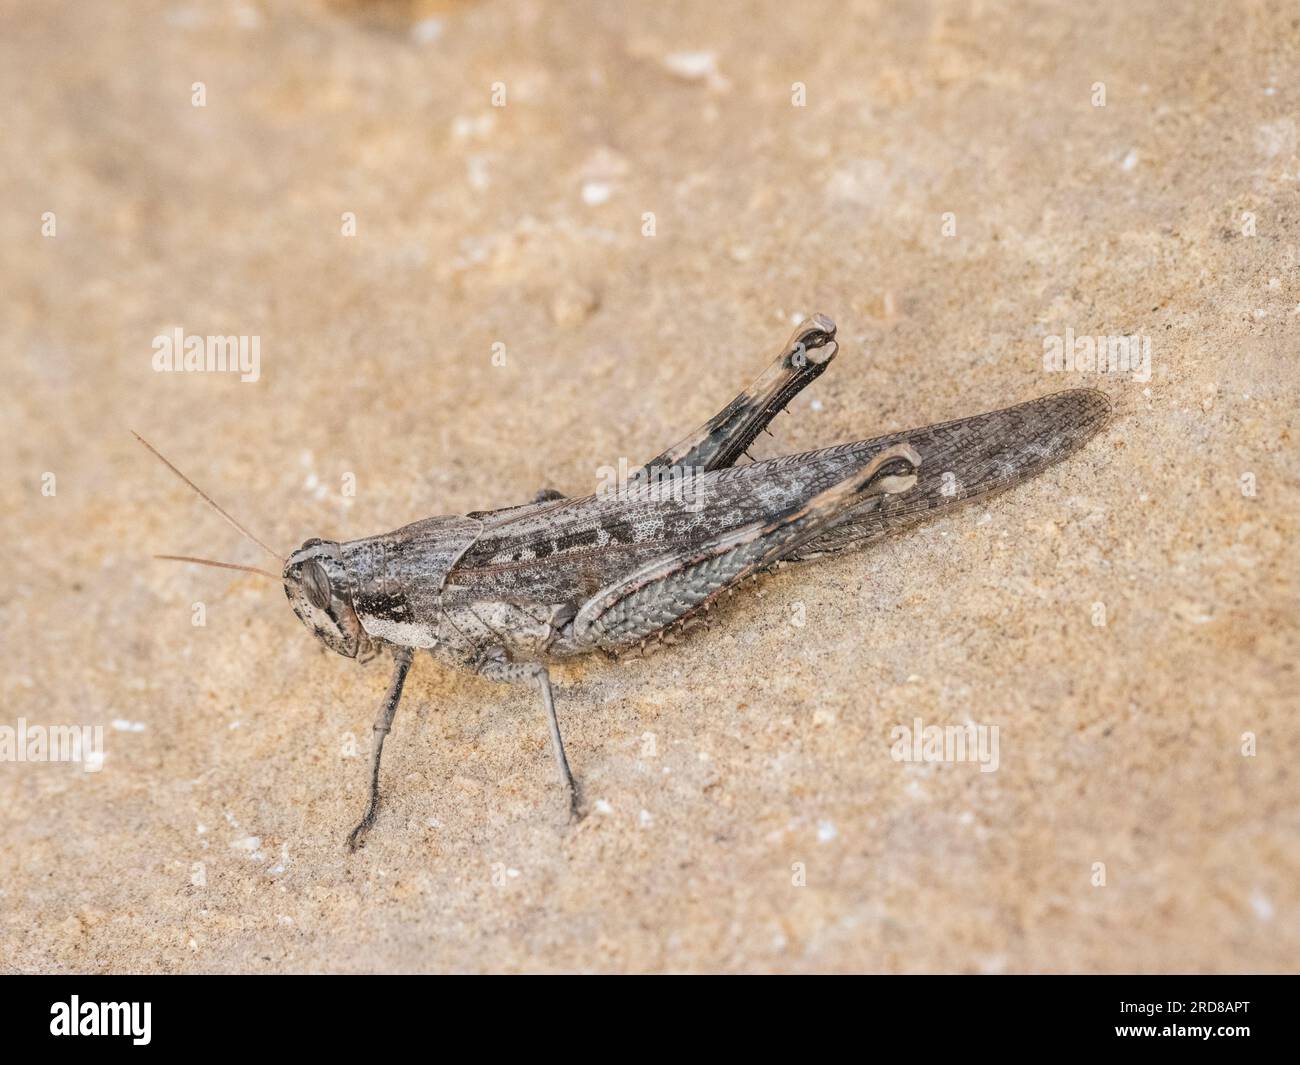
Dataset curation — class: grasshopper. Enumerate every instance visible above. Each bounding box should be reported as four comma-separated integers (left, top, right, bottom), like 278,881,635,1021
138,314,1109,849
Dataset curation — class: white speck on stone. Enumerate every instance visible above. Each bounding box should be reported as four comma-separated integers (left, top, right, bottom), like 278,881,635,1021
228,720,241,730
111,719,146,732
506,867,521,878
639,809,654,827
451,114,494,140
411,17,443,45
83,750,105,772
594,798,614,815
1121,148,1139,171
231,835,261,852
810,398,824,412
664,50,717,80
196,824,207,834
826,158,889,205
816,820,837,843
1250,890,1275,921
467,156,490,191
1175,601,1214,624
581,181,612,205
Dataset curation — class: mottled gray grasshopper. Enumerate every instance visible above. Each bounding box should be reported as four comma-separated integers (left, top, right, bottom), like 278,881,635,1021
139,314,1109,849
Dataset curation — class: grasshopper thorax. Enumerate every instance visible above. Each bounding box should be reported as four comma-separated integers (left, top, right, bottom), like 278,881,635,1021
283,538,372,659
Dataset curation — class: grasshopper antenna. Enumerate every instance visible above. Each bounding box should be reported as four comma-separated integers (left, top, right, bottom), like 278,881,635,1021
154,555,282,581
132,431,286,564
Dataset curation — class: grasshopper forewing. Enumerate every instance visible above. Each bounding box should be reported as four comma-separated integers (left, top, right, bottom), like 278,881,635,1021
140,314,1110,848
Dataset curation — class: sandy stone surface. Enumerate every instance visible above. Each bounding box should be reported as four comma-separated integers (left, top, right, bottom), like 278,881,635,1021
2,0,1296,973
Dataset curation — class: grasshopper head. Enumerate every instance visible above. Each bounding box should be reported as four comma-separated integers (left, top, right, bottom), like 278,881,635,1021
283,539,371,658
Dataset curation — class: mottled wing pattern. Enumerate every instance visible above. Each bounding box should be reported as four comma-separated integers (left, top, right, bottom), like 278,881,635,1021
443,389,1110,607
791,387,1111,557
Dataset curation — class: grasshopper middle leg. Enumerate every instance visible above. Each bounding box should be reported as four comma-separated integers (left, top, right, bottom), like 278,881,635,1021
476,647,583,820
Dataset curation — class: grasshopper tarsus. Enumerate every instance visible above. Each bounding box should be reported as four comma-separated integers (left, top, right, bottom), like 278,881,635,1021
568,790,587,824
345,812,375,852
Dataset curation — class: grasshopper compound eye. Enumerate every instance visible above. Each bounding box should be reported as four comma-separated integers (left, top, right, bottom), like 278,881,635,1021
302,559,332,610
282,540,370,660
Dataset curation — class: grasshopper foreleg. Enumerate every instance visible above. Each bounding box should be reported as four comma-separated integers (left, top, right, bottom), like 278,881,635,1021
476,648,583,821
346,646,414,851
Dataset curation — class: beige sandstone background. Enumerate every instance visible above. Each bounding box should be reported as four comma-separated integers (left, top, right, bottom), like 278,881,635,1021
1,0,1296,973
